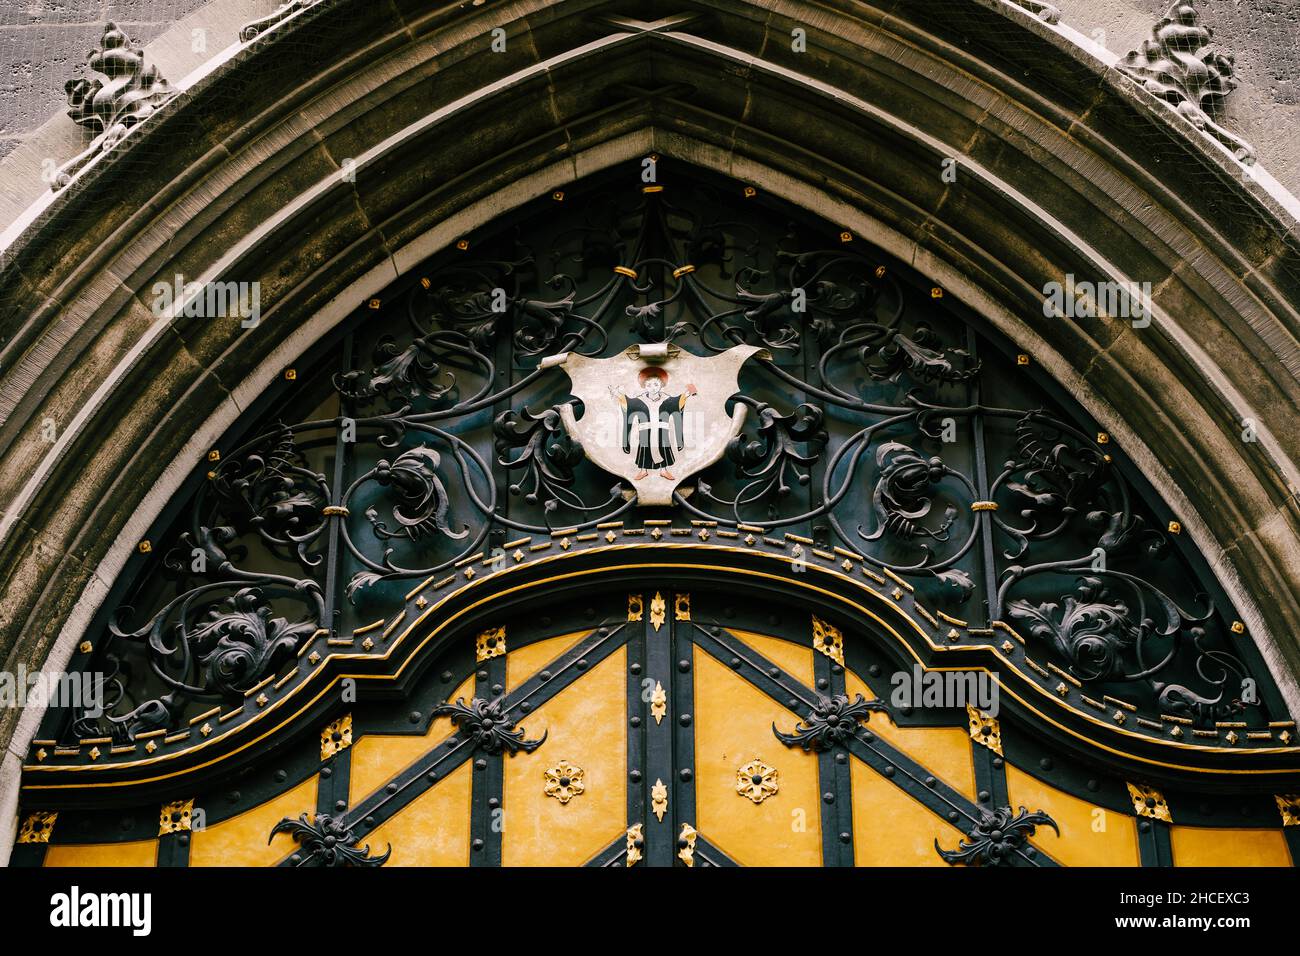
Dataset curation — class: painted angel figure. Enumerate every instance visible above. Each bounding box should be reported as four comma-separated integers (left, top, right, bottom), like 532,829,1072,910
611,367,698,480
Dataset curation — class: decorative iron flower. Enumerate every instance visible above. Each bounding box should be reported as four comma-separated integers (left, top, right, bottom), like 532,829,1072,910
773,693,887,752
270,812,390,867
935,807,1058,867
431,697,547,755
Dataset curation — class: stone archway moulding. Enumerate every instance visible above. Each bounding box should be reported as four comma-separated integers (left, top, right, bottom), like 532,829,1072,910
3,0,1300,860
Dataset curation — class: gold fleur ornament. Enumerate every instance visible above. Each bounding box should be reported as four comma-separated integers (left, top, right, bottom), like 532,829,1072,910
1127,782,1172,822
651,779,669,822
544,759,586,804
736,759,779,804
17,811,57,844
812,615,845,664
476,625,506,661
159,799,194,835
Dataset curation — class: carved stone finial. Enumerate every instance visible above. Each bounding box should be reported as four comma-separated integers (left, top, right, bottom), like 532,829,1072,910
1117,0,1255,164
1002,0,1062,25
53,22,176,191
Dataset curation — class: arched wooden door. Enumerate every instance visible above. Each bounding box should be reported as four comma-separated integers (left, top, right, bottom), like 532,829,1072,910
233,586,1037,869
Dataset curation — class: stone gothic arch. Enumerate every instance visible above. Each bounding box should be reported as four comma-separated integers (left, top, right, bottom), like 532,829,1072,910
2,0,1300,862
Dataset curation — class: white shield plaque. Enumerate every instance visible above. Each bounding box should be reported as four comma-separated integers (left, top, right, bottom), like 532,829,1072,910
546,344,767,506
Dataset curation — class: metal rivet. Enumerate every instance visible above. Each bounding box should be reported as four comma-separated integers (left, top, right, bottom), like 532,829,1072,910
992,757,1004,769
679,768,693,782
426,770,438,782
386,783,398,794
275,769,287,782
1138,821,1151,832
492,683,503,695
729,657,741,669
576,659,588,671
839,832,851,844
519,701,531,713
823,792,835,804
948,812,959,822
817,678,829,689
477,669,489,681
679,714,692,726
473,839,484,851
1039,757,1053,771
1087,779,1100,792
320,767,332,778
475,758,487,770
678,659,691,672
835,752,847,764
979,790,990,802
540,670,552,681
630,716,641,727
630,663,642,675
630,770,642,782
925,776,936,787
335,800,347,811
768,667,780,677
488,798,499,809
409,711,421,723
440,670,453,683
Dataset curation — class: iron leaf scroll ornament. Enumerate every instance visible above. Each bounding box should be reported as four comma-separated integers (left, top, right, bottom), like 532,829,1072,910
431,697,547,755
773,693,889,752
270,813,390,867
935,807,1059,867
62,169,1278,770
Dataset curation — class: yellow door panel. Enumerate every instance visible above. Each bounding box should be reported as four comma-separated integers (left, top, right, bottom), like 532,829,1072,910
349,675,473,804
1004,764,1140,867
694,647,823,866
846,671,977,801
366,760,473,866
851,758,965,866
725,629,815,687
1171,825,1293,866
501,647,627,866
45,838,158,868
189,775,318,867
507,630,590,690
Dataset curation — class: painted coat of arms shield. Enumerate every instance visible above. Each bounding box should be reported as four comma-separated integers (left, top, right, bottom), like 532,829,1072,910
545,344,766,506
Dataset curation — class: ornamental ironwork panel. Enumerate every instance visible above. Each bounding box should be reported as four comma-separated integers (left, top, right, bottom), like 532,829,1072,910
33,161,1293,785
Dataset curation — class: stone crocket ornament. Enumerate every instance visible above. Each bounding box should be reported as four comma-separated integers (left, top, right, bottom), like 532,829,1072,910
545,343,767,506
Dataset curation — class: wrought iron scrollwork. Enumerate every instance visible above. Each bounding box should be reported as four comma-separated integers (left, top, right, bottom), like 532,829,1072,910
58,166,1280,760
432,698,547,755
270,812,390,867
773,694,888,752
935,807,1059,867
